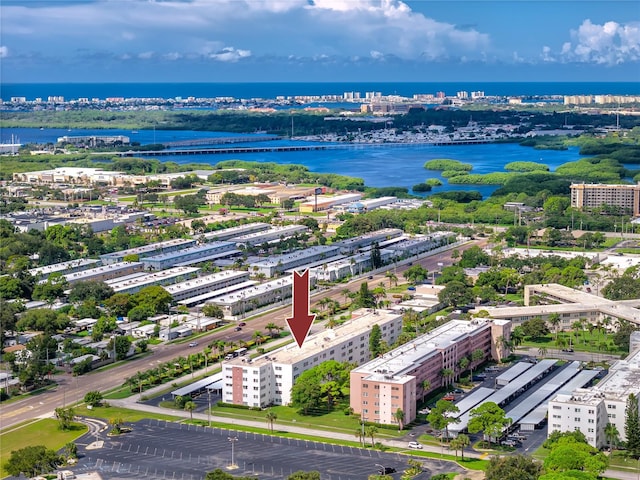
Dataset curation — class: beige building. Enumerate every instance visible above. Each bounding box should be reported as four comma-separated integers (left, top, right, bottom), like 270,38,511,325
570,183,640,216
350,318,512,426
221,309,403,407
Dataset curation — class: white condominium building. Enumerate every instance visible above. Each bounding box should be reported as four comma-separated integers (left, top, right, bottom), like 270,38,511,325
547,346,640,448
221,309,403,407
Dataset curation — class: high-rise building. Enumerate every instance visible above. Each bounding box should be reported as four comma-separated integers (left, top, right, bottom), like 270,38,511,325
570,183,640,216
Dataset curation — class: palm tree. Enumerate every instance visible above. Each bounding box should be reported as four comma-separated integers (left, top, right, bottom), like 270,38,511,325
440,368,454,388
421,379,431,403
469,349,484,379
365,425,378,447
538,346,548,359
457,357,470,381
265,409,277,433
341,288,352,306
455,434,470,460
393,408,405,431
355,427,364,447
184,401,196,420
264,322,279,337
252,330,265,345
548,313,561,341
510,327,525,348
385,271,398,288
604,422,619,452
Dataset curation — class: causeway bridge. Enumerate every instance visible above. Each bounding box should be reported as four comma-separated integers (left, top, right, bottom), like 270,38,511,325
112,138,493,157
161,136,280,148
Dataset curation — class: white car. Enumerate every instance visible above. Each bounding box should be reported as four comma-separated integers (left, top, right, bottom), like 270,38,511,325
408,441,423,449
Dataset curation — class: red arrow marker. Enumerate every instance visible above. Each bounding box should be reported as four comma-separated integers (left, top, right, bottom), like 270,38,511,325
285,270,315,348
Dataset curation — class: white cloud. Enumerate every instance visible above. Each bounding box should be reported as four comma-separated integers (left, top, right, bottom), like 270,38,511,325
208,47,251,62
370,50,384,60
0,46,8,58
547,19,640,65
0,0,490,65
138,51,155,59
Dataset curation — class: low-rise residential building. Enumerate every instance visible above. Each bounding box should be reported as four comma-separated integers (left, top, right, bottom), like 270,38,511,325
222,309,403,407
107,266,200,294
233,225,309,246
350,318,512,426
100,238,196,264
29,258,100,281
474,283,640,329
249,245,341,277
142,241,238,270
162,270,250,302
63,261,144,285
209,276,306,317
548,345,640,448
201,223,270,242
332,228,404,254
309,250,394,282
389,231,457,258
299,193,363,213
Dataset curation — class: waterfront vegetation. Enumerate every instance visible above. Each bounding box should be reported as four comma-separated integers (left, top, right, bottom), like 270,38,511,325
504,161,550,172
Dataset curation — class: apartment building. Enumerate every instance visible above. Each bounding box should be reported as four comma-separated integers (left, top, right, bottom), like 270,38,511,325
162,270,250,302
548,345,640,448
141,241,238,270
63,261,144,285
233,225,309,246
221,309,403,407
332,228,403,254
201,223,270,242
106,266,200,294
350,318,512,426
249,245,341,278
570,183,640,216
29,258,100,281
100,238,196,264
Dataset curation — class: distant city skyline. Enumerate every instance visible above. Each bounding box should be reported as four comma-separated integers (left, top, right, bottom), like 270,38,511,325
1,0,638,83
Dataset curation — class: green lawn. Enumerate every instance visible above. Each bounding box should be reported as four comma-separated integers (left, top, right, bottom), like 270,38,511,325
520,330,625,357
0,419,87,478
213,403,403,439
608,450,640,471
74,404,179,423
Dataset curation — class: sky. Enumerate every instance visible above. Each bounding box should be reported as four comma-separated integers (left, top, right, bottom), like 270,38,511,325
1,0,639,83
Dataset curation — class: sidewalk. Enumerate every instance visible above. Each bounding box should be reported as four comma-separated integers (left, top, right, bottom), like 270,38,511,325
108,396,480,460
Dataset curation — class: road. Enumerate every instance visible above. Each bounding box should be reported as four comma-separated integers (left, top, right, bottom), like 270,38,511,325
0,240,480,431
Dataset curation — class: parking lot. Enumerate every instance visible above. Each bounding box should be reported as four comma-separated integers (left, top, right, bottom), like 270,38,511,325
71,419,466,480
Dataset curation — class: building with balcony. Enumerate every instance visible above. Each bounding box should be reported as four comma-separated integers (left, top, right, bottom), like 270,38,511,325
221,309,403,407
570,183,640,216
249,245,341,278
547,345,640,448
162,270,249,302
233,225,309,246
350,318,512,426
100,238,196,264
141,241,238,270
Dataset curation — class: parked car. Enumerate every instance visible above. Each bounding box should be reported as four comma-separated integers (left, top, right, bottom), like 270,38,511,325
408,441,423,449
501,440,517,447
562,348,574,352
377,467,396,475
418,408,430,415
442,394,455,401
188,342,198,347
453,388,464,394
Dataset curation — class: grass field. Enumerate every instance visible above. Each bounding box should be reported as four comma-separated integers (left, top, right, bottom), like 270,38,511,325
520,329,625,357
0,419,87,478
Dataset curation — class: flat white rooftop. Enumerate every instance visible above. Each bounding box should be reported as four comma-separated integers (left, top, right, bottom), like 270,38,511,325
29,258,100,277
232,309,401,366
163,270,248,295
64,261,143,281
353,319,504,378
251,245,340,268
213,276,293,303
108,266,200,292
143,241,237,263
101,238,195,258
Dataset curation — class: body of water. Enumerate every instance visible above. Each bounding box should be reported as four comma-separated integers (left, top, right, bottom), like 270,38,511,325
3,127,590,198
3,82,638,101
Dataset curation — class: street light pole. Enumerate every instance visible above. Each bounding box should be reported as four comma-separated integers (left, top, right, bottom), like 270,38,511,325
228,436,238,469
207,389,211,428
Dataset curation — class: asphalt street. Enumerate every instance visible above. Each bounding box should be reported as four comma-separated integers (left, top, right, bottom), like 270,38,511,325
1,240,478,431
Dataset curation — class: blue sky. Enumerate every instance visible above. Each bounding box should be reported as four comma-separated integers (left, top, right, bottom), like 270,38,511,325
1,0,638,83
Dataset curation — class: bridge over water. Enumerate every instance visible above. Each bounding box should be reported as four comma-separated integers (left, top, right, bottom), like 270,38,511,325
113,138,493,157
162,135,280,148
